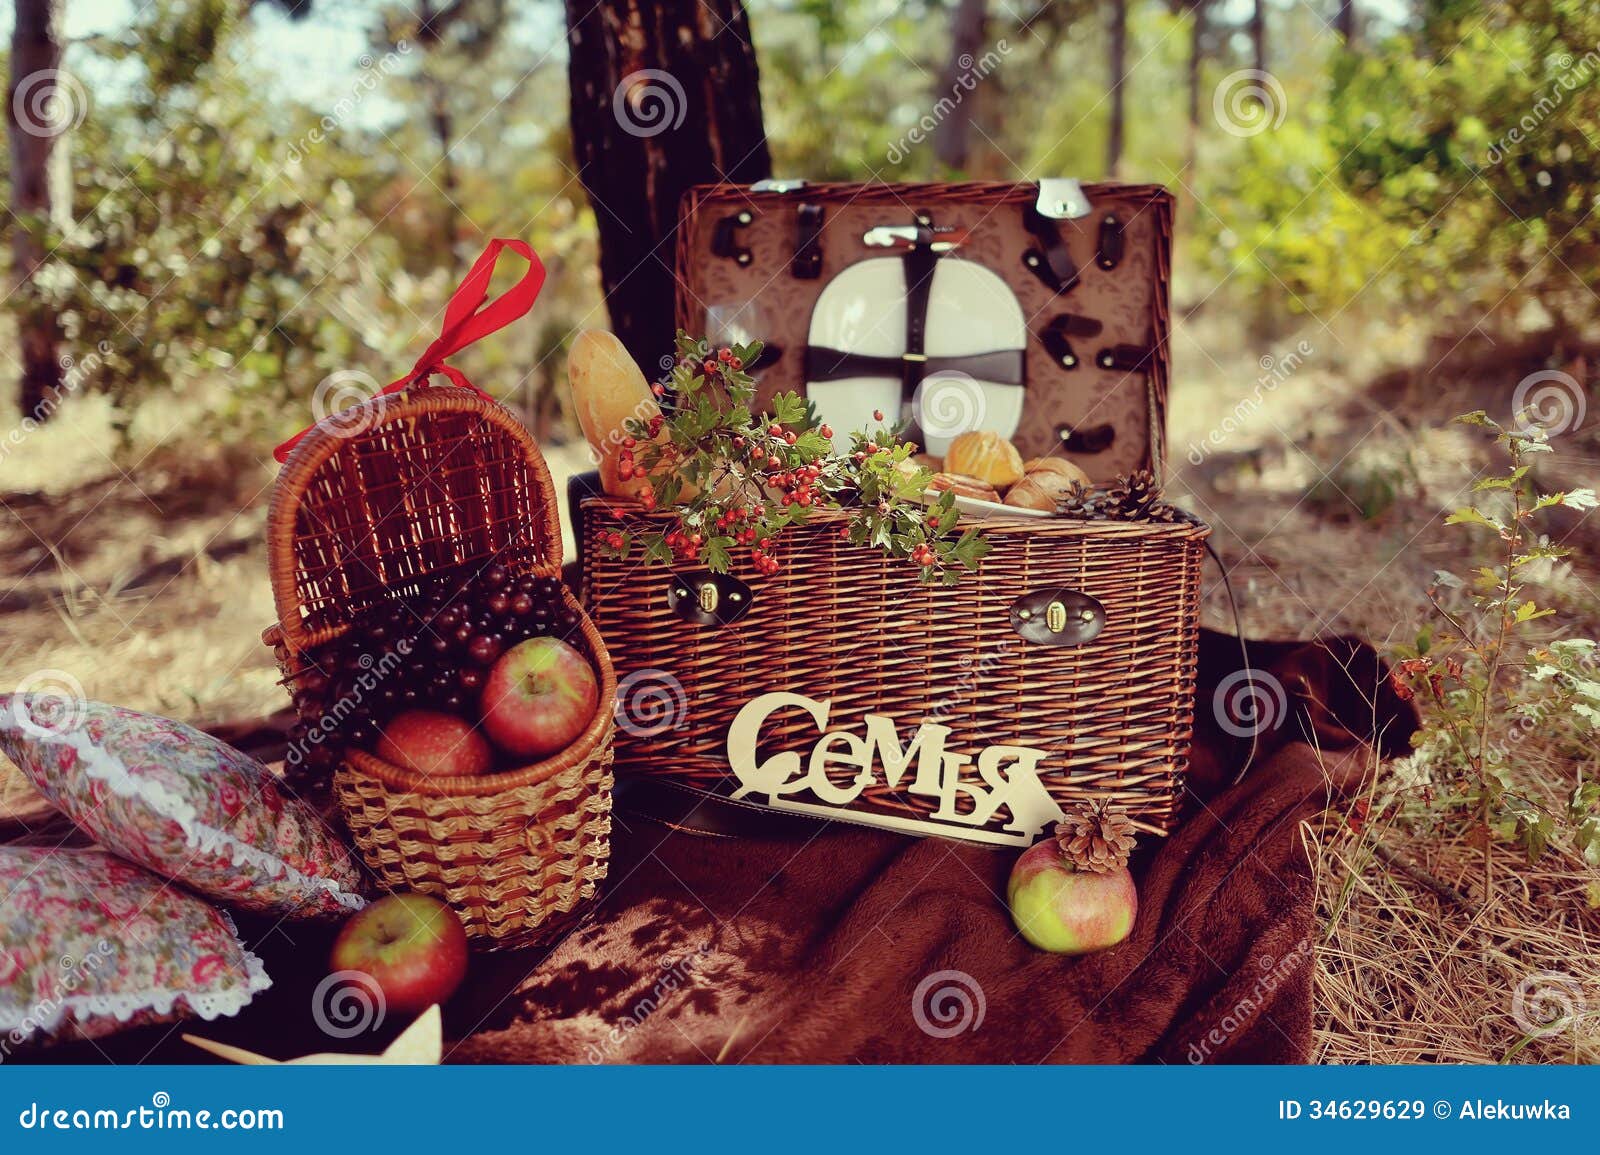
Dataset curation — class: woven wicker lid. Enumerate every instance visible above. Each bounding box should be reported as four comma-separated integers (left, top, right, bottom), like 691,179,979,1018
266,386,564,652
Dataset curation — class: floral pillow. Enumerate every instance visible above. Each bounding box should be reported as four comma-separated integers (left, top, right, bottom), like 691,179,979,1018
0,847,271,1048
0,695,364,919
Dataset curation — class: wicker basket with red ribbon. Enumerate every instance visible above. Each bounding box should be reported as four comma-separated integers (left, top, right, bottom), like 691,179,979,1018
263,240,614,949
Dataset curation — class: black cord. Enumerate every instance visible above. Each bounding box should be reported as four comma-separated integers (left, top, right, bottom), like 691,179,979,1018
1205,538,1259,786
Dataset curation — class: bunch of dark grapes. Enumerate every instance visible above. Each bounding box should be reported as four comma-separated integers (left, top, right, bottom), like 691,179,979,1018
281,564,579,786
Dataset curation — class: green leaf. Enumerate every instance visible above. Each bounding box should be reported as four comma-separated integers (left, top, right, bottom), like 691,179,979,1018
703,536,733,573
1445,506,1504,532
1513,600,1553,623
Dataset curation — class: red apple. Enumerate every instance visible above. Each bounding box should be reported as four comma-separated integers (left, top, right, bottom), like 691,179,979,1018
375,710,493,777
1007,837,1137,954
479,638,598,759
328,893,469,1017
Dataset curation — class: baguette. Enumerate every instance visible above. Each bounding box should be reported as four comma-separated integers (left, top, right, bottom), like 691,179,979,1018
567,329,660,498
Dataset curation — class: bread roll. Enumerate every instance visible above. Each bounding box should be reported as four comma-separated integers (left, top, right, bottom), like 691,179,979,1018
946,431,1024,488
927,472,1000,503
1023,456,1091,486
1003,469,1081,513
567,329,660,498
1003,476,1059,512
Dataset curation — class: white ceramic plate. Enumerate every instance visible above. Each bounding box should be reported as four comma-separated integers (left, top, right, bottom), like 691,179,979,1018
928,491,1053,521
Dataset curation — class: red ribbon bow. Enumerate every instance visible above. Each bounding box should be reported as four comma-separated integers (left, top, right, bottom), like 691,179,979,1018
273,238,547,463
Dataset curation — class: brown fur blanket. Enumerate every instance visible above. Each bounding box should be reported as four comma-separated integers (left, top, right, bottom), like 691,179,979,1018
8,630,1414,1064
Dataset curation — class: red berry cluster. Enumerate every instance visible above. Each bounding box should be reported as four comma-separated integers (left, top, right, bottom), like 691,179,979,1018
663,526,705,562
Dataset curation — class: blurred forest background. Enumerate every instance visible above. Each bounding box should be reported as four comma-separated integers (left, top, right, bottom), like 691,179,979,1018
1,0,1597,1062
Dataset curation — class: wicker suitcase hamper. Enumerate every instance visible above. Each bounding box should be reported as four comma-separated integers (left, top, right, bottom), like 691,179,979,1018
265,387,615,948
572,178,1206,846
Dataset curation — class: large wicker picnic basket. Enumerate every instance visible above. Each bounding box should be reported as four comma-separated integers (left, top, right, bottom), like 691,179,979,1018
264,385,615,948
579,499,1207,844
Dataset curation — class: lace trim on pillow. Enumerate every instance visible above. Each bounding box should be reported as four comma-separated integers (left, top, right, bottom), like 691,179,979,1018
14,716,364,914
0,914,271,1040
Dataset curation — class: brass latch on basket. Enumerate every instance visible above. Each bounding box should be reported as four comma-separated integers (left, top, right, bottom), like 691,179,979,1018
667,571,755,627
1010,588,1105,646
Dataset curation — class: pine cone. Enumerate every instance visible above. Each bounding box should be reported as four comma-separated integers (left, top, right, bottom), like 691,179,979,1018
1055,801,1138,873
1056,480,1099,518
1103,469,1162,521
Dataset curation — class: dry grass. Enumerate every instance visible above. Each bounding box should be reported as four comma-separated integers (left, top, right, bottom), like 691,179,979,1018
1,309,1596,1063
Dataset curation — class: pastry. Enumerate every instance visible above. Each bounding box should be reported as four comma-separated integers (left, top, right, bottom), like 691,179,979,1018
567,329,661,499
927,472,1000,503
1003,476,1061,512
946,431,1024,488
1023,456,1091,486
1004,468,1084,513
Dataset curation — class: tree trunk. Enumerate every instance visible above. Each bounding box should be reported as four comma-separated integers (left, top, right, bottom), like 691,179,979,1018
1107,0,1127,179
933,0,987,171
425,73,461,264
1184,2,1207,175
7,0,65,421
565,0,771,371
1335,0,1358,47
1249,0,1267,74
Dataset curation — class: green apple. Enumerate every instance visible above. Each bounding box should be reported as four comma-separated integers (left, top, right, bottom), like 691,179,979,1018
1007,838,1137,954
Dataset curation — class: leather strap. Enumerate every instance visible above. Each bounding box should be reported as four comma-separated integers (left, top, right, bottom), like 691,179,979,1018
901,229,940,398
804,346,1024,387
1023,207,1079,294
